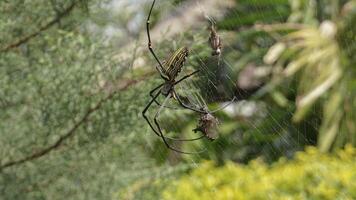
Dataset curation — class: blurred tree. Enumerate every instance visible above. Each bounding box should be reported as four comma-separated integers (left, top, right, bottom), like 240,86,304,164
0,0,178,199
181,0,356,164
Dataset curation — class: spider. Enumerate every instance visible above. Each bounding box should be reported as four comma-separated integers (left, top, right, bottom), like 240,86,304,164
142,0,210,154
188,96,236,140
193,112,219,140
208,20,222,56
192,103,233,141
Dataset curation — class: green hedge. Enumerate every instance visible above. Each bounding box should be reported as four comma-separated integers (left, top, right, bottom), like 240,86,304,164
163,146,356,200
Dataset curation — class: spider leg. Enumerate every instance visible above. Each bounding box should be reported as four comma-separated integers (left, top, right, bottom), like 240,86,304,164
150,83,180,110
146,0,168,81
151,70,203,111
172,70,207,114
143,90,204,141
210,96,237,113
175,70,200,85
142,91,163,138
153,93,206,154
173,91,205,114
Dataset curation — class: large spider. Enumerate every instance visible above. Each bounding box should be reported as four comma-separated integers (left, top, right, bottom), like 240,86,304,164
142,0,210,154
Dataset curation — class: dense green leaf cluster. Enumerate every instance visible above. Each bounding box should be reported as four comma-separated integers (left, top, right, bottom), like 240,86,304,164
161,146,356,200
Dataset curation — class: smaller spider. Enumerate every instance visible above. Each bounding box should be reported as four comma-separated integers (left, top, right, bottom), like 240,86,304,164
193,112,220,140
175,94,236,141
192,97,236,140
208,21,222,56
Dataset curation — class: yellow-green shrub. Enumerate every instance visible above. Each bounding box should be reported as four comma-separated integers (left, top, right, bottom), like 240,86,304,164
163,146,356,200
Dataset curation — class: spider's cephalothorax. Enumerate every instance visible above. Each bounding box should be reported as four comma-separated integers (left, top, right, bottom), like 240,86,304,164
209,24,222,56
193,112,220,141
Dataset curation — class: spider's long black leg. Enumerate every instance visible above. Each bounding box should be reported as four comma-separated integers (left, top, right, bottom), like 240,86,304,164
150,83,180,110
149,83,163,97
149,83,169,108
142,91,181,139
142,91,163,138
173,91,205,114
173,90,206,114
153,94,206,154
146,0,168,80
143,89,203,141
149,85,206,140
175,70,200,85
210,96,237,113
172,70,207,113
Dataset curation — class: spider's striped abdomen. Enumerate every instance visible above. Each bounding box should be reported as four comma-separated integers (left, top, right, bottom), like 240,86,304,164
163,47,189,80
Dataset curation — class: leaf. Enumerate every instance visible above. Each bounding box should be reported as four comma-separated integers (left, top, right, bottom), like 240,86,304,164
270,91,288,107
318,112,341,152
283,56,308,76
297,67,341,108
264,42,286,64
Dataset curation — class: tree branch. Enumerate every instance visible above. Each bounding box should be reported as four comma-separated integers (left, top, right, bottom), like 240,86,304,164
0,74,153,171
0,1,77,53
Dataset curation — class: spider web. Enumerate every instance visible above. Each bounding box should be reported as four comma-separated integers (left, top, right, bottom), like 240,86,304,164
143,0,317,166
0,0,327,199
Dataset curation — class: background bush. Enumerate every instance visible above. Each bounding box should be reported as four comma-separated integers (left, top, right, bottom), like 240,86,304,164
161,146,356,200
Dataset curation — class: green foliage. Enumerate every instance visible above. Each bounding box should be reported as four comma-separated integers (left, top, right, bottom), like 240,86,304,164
208,0,356,162
262,1,356,151
0,0,355,199
162,145,356,200
219,0,290,29
0,0,164,199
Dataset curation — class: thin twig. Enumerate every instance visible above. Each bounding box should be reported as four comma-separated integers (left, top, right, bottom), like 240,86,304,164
0,1,77,52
